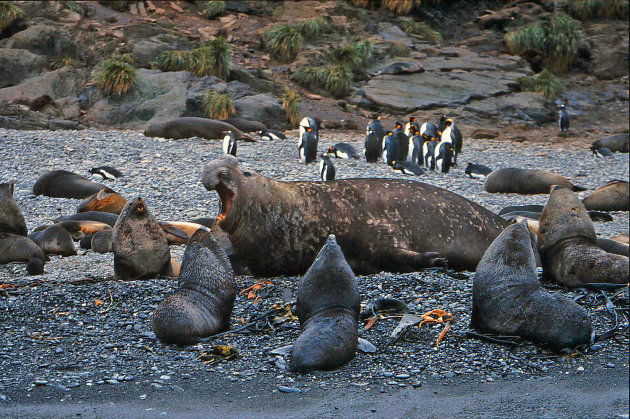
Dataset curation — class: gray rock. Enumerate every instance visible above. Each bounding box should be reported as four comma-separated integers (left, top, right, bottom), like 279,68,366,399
234,94,287,129
377,22,413,47
1,24,77,58
464,92,554,125
278,385,301,394
0,48,47,88
131,40,176,69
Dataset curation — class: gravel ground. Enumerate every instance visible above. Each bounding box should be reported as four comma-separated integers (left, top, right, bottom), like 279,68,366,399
0,128,628,417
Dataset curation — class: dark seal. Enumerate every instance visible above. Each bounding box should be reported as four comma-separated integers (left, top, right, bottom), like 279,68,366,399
538,186,629,286
33,170,108,199
0,182,27,236
590,134,629,154
582,180,629,212
202,156,507,275
471,221,592,350
143,117,256,142
28,225,77,256
289,235,360,373
54,211,119,227
484,168,586,194
113,197,172,281
0,232,46,275
153,229,237,345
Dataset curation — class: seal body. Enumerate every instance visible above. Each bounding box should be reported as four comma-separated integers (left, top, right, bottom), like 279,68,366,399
484,168,585,194
0,182,27,236
471,221,592,350
220,118,267,133
92,229,114,253
33,170,107,199
143,117,255,142
582,180,629,211
289,235,360,373
54,211,119,227
28,225,76,256
590,134,629,153
112,198,172,281
77,188,127,215
202,156,507,275
153,229,237,345
538,186,629,286
0,232,46,274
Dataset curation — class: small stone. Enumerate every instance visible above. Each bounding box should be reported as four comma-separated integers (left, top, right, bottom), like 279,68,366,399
605,363,615,368
395,374,410,379
443,372,455,378
576,366,584,372
278,386,301,394
34,380,48,386
139,394,147,400
151,383,163,390
487,377,494,382
383,372,394,377
159,375,171,381
105,379,119,385
67,382,80,388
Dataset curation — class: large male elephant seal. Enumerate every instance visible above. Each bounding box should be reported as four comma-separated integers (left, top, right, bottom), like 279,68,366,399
153,228,237,345
582,180,629,211
33,170,109,199
28,225,77,256
471,221,592,350
590,134,629,154
220,118,267,133
0,182,27,236
0,233,46,275
77,188,128,215
202,155,507,275
143,117,256,142
112,198,172,281
290,235,360,373
538,186,629,286
484,168,586,194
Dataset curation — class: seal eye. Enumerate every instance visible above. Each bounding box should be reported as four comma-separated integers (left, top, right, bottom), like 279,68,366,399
243,171,252,177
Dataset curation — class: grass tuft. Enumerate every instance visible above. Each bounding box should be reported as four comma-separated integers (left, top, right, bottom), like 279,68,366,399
296,16,330,39
517,69,565,99
93,55,136,96
385,41,411,57
202,90,235,119
381,0,421,14
327,45,362,68
265,24,303,61
401,21,442,44
0,1,24,32
568,0,629,19
353,39,374,66
152,37,230,79
321,64,353,97
290,66,323,86
201,1,225,19
282,90,301,126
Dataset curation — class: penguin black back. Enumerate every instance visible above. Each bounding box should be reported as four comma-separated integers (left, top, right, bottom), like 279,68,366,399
327,143,359,159
465,163,493,179
434,141,454,173
319,154,336,181
257,129,286,141
382,131,400,166
88,166,123,180
423,139,437,170
558,104,570,132
393,121,409,161
392,160,424,176
364,128,381,163
299,128,318,164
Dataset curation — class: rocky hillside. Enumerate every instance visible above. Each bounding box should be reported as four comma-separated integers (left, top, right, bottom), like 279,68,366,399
0,0,627,138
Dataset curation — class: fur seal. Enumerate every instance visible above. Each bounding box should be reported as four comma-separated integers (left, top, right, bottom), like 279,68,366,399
33,170,109,199
54,211,119,227
484,168,586,194
611,232,629,245
290,235,360,373
153,229,237,345
582,180,629,212
202,155,507,274
28,225,77,256
590,134,629,154
0,182,27,236
112,198,172,281
596,238,630,257
143,117,256,142
220,118,267,133
538,186,629,286
92,229,114,253
0,232,47,274
471,221,592,350
35,220,112,241
77,188,128,215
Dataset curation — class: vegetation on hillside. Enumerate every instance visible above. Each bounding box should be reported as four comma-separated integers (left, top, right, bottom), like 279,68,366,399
296,16,330,39
98,0,128,11
265,24,304,61
400,21,442,44
567,0,629,20
0,1,24,32
282,90,301,126
93,54,136,96
152,37,231,79
201,1,225,19
517,69,565,100
350,0,440,14
202,90,235,119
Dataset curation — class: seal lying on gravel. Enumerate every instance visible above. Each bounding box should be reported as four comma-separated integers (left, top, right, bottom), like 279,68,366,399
0,182,27,236
113,198,172,281
28,225,76,256
143,117,256,142
582,180,629,212
153,229,237,345
33,220,112,241
290,235,360,373
54,211,119,227
0,232,46,274
611,232,629,244
202,155,507,274
471,221,593,350
77,188,128,215
538,186,629,286
484,168,585,194
32,170,109,199
590,134,629,153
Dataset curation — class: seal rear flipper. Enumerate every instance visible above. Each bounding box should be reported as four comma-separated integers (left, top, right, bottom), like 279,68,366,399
380,248,446,272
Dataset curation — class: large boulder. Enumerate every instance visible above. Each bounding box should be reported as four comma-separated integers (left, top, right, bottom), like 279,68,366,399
0,48,47,88
0,101,81,130
0,24,77,58
233,93,286,128
463,92,554,125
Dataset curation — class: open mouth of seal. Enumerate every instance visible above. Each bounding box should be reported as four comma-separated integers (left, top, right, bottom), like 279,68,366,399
215,182,235,223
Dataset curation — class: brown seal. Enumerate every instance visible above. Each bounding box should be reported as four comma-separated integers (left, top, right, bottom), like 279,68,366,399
92,229,113,253
0,182,27,236
611,232,629,245
484,168,586,194
471,221,592,350
290,235,360,373
33,170,108,199
34,220,112,241
112,197,172,281
77,188,128,215
54,211,119,227
538,185,629,286
0,232,46,275
28,225,77,256
590,134,629,153
143,117,256,142
582,180,629,212
153,229,237,345
202,155,507,275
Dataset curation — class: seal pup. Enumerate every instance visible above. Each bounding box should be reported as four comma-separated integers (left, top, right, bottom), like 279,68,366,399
484,168,586,194
113,198,172,281
28,225,77,256
35,220,111,241
471,221,592,350
54,211,119,227
153,229,237,345
465,163,493,180
582,180,629,212
590,134,629,154
33,170,108,199
319,154,336,181
91,229,114,253
0,233,46,275
289,235,360,373
77,188,128,215
88,166,123,180
0,182,27,236
222,131,237,157
143,117,255,142
538,186,629,286
202,155,507,275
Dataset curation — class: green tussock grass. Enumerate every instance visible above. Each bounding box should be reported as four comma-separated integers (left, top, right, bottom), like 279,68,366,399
517,69,565,99
505,14,581,73
568,0,629,19
152,37,230,79
265,24,304,61
0,1,24,32
386,41,411,57
282,90,301,126
93,55,136,96
401,21,442,44
291,66,323,86
350,0,440,14
291,64,353,98
201,1,225,19
327,40,374,68
98,0,128,11
202,90,235,119
353,39,374,65
296,16,330,39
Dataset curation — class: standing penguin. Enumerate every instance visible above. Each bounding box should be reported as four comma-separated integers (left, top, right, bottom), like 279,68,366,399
422,139,438,170
407,127,425,165
393,121,409,161
299,117,319,145
434,141,454,173
438,118,462,165
364,128,381,163
382,131,400,166
366,113,386,143
420,122,439,142
404,116,420,137
299,127,318,164
558,104,570,132
222,131,237,157
319,154,336,181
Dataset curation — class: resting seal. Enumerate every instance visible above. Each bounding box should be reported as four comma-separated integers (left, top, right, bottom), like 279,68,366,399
153,229,237,345
28,225,77,256
0,233,46,274
611,232,629,245
113,197,172,281
0,182,27,236
590,134,629,154
538,186,629,286
484,168,585,194
582,180,629,212
77,188,128,215
54,211,119,227
290,235,360,373
33,170,108,199
143,117,256,142
220,118,267,133
202,155,507,274
471,221,592,350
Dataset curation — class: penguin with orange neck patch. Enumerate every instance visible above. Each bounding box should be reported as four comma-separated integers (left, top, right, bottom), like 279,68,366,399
299,127,318,164
437,117,462,165
327,143,359,160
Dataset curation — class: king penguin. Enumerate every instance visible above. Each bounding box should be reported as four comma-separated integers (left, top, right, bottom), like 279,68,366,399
319,154,336,181
404,116,420,137
222,130,237,156
327,143,360,159
364,128,381,163
367,113,386,151
257,129,286,141
299,127,318,164
299,117,319,145
393,121,409,161
382,131,400,166
558,103,570,132
438,118,462,165
392,160,424,176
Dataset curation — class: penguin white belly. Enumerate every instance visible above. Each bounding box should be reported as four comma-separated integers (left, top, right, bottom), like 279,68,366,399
337,151,349,159
407,139,416,162
299,146,306,163
404,123,412,137
222,136,230,154
420,123,427,136
469,172,487,180
319,160,326,180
